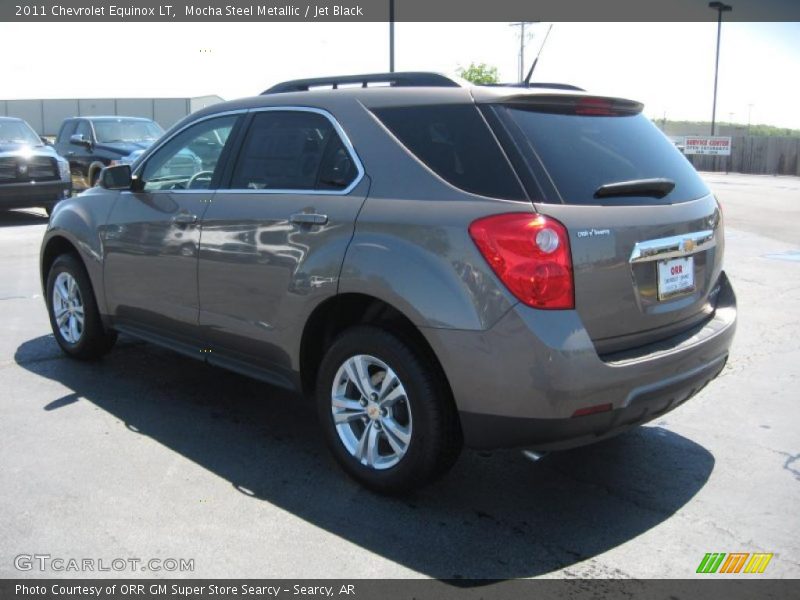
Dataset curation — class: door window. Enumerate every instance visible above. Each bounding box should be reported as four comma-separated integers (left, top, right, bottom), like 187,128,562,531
229,111,358,192
75,120,93,142
141,116,237,192
56,120,76,144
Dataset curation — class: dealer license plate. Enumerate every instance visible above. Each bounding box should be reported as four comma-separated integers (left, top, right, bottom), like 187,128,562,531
657,256,695,300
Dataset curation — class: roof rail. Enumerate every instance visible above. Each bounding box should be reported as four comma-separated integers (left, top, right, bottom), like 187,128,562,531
262,72,462,94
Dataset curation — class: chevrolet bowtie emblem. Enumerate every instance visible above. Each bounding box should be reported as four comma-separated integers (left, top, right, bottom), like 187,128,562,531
683,238,696,252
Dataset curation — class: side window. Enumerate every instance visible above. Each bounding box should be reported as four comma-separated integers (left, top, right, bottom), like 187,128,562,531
371,105,525,200
317,133,358,191
141,115,236,192
75,120,93,142
57,121,76,144
230,111,357,192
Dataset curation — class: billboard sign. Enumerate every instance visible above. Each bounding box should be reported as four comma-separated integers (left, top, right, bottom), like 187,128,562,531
683,136,732,156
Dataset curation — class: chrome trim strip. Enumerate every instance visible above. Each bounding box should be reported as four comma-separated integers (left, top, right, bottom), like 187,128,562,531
629,229,715,263
134,106,365,197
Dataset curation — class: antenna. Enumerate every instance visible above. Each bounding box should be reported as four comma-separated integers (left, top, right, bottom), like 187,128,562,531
523,24,553,86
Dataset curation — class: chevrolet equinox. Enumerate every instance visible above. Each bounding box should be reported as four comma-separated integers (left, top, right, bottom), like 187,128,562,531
40,72,737,493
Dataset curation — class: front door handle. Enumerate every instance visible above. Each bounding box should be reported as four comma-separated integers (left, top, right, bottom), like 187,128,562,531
171,213,198,225
290,213,328,225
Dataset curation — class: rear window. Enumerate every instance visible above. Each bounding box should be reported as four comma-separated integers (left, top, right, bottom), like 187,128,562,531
497,107,710,205
372,105,525,200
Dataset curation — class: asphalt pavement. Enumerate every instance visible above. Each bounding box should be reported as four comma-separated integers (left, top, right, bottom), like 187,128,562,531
1,173,798,579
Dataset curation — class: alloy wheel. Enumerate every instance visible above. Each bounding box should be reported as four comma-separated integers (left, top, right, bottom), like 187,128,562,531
52,272,84,344
331,354,412,470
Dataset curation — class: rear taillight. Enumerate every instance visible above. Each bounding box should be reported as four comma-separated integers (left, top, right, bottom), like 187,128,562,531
469,213,574,310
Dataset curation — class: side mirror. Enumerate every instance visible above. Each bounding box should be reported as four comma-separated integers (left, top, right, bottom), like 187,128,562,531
69,134,92,149
100,164,132,190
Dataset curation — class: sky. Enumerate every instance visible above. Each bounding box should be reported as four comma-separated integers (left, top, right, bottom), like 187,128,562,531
1,21,799,128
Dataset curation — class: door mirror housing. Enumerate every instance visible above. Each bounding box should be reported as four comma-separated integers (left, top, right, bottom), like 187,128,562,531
101,164,132,190
69,134,92,149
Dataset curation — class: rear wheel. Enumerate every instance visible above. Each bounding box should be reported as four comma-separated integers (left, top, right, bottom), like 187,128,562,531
46,254,117,359
316,326,462,494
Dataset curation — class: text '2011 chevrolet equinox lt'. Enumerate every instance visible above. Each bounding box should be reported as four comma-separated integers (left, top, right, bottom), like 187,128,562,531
41,72,736,493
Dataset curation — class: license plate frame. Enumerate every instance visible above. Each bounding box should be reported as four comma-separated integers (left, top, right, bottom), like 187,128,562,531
657,256,695,300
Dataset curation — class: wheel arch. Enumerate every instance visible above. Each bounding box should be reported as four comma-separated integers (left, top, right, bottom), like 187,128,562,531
40,234,82,292
40,230,108,320
87,161,106,186
299,293,455,408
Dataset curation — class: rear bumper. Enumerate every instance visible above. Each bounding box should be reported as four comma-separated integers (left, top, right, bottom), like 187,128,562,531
0,180,71,209
422,271,737,450
460,353,726,450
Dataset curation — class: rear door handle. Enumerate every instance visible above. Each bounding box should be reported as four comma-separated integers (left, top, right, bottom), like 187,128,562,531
171,213,198,225
290,213,328,225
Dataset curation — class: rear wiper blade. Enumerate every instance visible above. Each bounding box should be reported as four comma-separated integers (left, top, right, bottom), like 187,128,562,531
593,178,675,199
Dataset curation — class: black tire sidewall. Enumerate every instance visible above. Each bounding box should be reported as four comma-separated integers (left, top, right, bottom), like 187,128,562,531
315,326,452,493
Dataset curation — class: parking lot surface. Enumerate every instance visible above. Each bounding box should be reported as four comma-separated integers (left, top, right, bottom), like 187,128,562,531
1,172,798,579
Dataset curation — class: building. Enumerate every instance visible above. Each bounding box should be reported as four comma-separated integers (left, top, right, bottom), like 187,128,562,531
0,96,224,136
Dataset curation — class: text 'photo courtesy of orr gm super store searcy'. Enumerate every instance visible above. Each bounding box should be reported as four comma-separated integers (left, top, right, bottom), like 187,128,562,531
15,584,357,597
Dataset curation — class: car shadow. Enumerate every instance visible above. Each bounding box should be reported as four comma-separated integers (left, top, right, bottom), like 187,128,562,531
0,209,48,227
15,334,715,580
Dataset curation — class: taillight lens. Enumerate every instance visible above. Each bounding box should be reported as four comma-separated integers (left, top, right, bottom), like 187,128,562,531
469,213,574,310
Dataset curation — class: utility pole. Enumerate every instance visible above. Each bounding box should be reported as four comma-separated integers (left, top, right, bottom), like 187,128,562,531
509,22,536,82
389,0,395,72
709,2,732,135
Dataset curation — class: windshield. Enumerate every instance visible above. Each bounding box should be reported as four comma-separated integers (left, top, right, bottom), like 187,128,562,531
93,120,163,144
497,106,709,205
0,120,42,146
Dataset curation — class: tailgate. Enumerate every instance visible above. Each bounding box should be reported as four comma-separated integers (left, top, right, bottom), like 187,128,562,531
486,95,725,353
536,197,723,353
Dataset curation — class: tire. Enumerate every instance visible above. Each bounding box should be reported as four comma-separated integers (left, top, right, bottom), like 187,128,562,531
46,253,117,360
316,326,462,494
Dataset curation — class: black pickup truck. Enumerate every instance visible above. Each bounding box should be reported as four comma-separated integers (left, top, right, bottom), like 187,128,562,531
54,116,164,191
0,117,72,214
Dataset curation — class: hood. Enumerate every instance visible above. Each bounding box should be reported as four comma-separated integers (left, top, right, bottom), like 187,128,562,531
0,143,59,158
95,140,154,155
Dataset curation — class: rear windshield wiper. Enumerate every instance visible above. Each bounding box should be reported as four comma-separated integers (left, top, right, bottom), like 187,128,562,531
593,178,675,199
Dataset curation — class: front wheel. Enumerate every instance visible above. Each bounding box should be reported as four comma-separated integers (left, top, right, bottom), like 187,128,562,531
316,326,462,494
46,254,117,359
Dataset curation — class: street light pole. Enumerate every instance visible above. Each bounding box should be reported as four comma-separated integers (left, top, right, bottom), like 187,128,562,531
709,2,732,136
509,22,535,82
389,0,395,72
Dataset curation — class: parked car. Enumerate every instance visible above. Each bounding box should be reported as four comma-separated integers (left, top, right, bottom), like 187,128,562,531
0,116,71,214
53,116,164,191
40,72,736,493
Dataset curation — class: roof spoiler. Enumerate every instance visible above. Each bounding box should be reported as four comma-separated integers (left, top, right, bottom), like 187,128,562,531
487,82,585,92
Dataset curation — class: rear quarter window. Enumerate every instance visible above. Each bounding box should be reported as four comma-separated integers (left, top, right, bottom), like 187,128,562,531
497,106,710,205
371,105,525,201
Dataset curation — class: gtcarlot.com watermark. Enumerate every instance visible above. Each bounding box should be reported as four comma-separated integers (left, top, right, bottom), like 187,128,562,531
14,554,194,573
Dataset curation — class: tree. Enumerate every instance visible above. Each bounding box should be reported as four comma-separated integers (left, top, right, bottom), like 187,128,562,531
456,63,500,85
